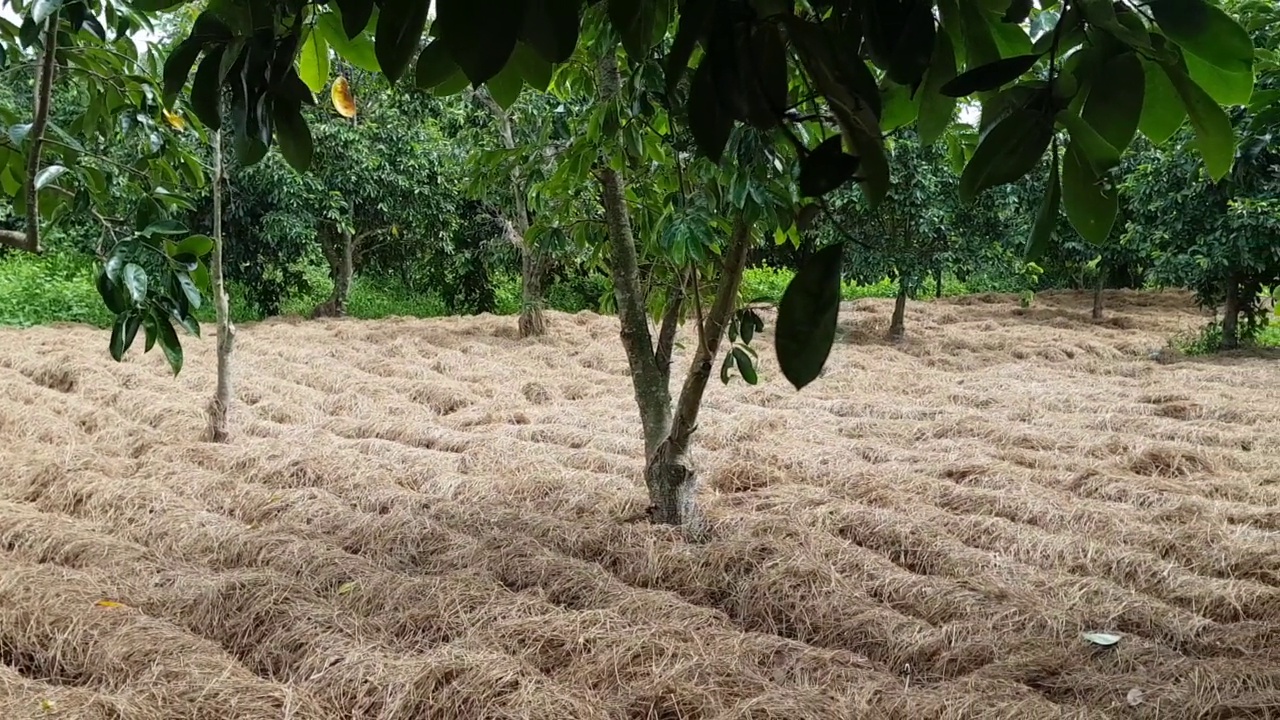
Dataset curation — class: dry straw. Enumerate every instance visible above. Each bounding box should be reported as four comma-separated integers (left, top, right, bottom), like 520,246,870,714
1,289,1278,719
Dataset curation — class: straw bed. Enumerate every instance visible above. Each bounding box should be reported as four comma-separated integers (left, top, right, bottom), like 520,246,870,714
1,289,1278,719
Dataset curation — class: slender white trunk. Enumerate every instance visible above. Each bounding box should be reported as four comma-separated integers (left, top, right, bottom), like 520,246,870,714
205,129,234,442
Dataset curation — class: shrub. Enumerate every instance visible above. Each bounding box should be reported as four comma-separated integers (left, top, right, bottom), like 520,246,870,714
0,252,113,328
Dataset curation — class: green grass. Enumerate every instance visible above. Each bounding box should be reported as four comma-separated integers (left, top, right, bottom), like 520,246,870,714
0,252,114,328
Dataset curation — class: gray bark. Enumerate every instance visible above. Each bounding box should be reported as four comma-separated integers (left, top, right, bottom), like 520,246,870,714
313,223,356,318
205,129,235,443
1092,270,1105,320
1222,273,1241,351
890,280,909,340
478,89,547,337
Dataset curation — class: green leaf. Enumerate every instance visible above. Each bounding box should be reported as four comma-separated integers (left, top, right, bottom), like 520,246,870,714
316,11,380,72
32,0,65,24
941,54,1041,97
879,81,919,133
485,61,524,110
432,69,471,97
176,272,202,309
1149,0,1253,75
1080,51,1145,155
609,0,654,59
273,100,313,172
1138,58,1185,144
959,107,1053,201
688,60,732,164
775,242,843,390
33,165,67,189
96,267,128,314
510,42,552,93
156,314,184,376
174,234,215,257
123,313,142,354
1055,110,1120,174
143,312,158,352
190,47,225,130
664,0,713,96
122,263,148,305
1025,153,1060,261
1162,61,1236,181
1185,52,1253,106
1061,140,1117,245
917,29,957,145
143,219,189,236
732,347,758,385
376,0,432,84
415,40,459,90
298,30,330,94
719,351,734,384
437,0,521,85
799,136,860,197
162,38,202,107
109,314,128,362
958,0,1001,69
518,0,579,64
333,0,374,39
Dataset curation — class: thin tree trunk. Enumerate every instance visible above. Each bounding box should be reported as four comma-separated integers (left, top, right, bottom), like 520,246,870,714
645,218,753,528
889,278,909,340
1222,273,1241,351
0,11,59,253
1091,269,1105,320
596,49,672,460
205,129,234,443
312,224,354,317
934,265,943,299
478,89,547,337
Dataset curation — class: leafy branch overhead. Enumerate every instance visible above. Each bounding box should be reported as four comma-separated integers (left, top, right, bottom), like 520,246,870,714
139,0,1260,387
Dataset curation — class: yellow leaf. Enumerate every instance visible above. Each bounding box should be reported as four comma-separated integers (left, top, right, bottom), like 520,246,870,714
336,581,358,595
331,76,357,119
39,698,57,713
94,599,126,608
162,109,186,131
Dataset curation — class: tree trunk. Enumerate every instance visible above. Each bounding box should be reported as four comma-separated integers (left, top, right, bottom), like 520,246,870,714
645,218,753,528
478,88,547,338
934,265,943,299
205,129,234,443
889,279,909,340
1091,270,1105,320
1222,274,1241,351
0,11,59,253
312,224,354,318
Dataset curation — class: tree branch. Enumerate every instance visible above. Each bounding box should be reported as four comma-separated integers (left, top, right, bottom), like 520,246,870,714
666,215,753,453
654,271,686,377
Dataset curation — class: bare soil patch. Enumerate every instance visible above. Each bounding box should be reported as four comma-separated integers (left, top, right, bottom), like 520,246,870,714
2,289,1278,719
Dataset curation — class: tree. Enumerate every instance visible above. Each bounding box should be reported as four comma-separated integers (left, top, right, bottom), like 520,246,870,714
149,0,1258,384
0,0,216,374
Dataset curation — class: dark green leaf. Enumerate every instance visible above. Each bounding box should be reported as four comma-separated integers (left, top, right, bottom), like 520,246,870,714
143,312,158,352
1061,139,1117,244
190,47,225,130
959,107,1053,201
941,53,1040,97
799,136,860,198
172,253,199,271
437,0,522,85
376,0,432,83
272,100,313,171
109,314,127,362
143,218,189,235
719,351,734,384
485,61,523,109
519,0,579,64
796,204,821,231
1149,0,1253,75
122,263,148,305
1055,110,1120,174
688,60,732,163
664,0,713,96
1081,51,1145,154
1002,0,1033,24
511,42,552,92
156,313,184,376
1025,152,1059,261
96,267,128,314
123,313,142,353
609,0,653,58
334,0,374,39
162,38,202,107
743,23,788,129
775,242,843,390
415,40,459,90
917,28,957,145
1162,60,1235,181
732,347,758,385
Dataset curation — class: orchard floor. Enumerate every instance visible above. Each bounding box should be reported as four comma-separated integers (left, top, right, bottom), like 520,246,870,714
1,289,1279,720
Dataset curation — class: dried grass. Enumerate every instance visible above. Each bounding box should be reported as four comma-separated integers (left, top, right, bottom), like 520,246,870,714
2,289,1279,719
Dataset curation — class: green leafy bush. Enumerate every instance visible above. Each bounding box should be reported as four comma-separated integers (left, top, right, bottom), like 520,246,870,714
0,252,114,328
